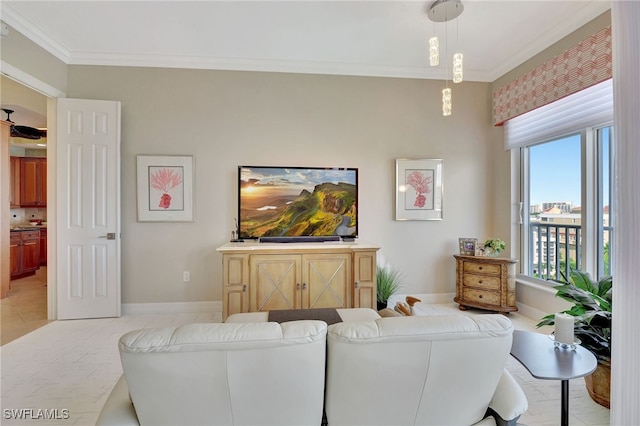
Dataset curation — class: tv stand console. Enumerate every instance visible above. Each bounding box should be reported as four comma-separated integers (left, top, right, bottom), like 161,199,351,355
217,240,381,320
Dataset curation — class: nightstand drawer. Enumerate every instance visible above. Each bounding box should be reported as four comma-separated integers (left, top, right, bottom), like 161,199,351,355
463,274,501,290
462,288,500,306
463,262,500,275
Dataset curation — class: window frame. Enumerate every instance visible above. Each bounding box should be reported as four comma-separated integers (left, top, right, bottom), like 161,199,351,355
516,124,613,285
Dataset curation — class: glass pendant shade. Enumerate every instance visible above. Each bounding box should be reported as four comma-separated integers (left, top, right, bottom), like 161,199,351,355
429,37,439,66
442,88,452,116
453,53,463,83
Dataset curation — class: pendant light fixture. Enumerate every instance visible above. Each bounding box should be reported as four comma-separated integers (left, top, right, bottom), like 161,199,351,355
427,0,464,116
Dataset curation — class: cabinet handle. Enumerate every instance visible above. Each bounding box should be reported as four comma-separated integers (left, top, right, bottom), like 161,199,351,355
297,283,301,290
354,282,359,289
303,283,307,290
243,284,247,292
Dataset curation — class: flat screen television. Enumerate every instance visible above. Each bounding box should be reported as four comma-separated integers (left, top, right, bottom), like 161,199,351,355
238,166,358,241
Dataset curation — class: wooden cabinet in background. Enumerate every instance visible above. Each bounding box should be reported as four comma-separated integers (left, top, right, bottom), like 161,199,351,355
454,255,518,314
218,241,380,320
20,157,47,207
10,230,41,279
39,228,47,266
10,156,21,208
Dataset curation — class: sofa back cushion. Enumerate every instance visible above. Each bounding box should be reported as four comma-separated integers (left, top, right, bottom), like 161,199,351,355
325,314,513,426
118,320,327,426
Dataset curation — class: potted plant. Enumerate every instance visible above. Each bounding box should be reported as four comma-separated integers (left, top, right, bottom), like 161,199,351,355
376,264,402,311
536,269,612,407
483,238,506,257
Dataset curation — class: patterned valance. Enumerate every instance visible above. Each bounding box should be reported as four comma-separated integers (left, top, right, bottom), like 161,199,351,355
493,26,612,126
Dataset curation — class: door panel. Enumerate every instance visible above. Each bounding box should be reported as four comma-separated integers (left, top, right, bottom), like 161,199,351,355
57,99,121,319
250,255,299,311
303,254,350,309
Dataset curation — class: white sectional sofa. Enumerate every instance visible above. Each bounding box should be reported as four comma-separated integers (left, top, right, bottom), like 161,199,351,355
97,310,527,425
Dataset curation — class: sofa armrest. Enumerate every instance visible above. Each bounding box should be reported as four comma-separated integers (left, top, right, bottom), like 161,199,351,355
95,375,140,426
486,370,528,426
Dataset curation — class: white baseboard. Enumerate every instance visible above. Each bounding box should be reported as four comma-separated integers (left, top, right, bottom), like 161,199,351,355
514,302,548,323
122,301,222,316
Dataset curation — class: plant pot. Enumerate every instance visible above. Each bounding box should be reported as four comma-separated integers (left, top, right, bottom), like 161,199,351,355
377,301,388,311
584,359,610,408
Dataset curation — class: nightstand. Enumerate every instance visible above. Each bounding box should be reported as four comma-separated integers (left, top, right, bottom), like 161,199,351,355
453,255,518,314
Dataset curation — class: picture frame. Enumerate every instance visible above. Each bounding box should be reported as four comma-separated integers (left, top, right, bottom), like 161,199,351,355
395,158,443,220
136,155,194,222
459,238,477,256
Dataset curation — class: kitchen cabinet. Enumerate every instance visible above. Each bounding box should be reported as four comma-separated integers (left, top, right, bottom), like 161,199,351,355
10,156,21,208
218,241,380,320
20,157,47,207
39,227,47,266
10,230,41,279
453,255,518,314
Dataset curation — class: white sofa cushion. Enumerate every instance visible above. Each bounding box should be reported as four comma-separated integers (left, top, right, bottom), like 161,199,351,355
325,314,514,426
117,320,327,426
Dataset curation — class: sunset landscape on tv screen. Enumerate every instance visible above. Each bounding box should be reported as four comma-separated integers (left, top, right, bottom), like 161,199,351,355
238,166,358,239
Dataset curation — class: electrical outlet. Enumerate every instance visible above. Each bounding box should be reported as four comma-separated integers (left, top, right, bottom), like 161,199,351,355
183,271,190,282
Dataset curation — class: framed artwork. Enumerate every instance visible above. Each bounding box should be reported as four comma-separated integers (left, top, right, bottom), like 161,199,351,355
459,238,477,256
136,155,194,222
395,158,443,220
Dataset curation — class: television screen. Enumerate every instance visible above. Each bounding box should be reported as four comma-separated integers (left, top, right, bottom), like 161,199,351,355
238,166,358,240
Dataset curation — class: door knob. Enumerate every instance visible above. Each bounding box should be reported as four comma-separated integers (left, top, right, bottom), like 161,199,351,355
99,233,116,240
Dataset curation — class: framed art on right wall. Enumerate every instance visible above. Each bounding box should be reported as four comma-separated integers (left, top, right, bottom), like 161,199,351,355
395,158,443,220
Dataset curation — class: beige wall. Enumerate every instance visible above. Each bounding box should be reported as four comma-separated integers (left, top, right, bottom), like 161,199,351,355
66,66,502,303
0,24,68,95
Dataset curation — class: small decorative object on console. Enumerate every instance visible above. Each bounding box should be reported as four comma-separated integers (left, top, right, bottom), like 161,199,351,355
458,238,477,256
483,238,506,257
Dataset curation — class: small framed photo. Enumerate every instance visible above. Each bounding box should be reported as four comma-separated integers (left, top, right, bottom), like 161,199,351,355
459,238,477,256
137,155,194,222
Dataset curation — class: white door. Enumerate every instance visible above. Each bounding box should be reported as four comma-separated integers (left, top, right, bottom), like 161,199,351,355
56,99,121,319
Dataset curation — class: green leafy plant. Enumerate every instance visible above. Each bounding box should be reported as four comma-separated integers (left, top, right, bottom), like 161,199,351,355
483,238,506,252
536,269,612,361
376,266,402,304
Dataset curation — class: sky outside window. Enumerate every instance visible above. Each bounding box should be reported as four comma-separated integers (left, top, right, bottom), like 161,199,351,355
529,134,581,207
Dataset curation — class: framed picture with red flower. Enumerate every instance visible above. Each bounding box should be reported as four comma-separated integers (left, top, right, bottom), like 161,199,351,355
395,158,443,220
136,155,194,222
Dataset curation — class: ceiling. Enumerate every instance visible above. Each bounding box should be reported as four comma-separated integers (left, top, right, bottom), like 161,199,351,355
1,1,610,83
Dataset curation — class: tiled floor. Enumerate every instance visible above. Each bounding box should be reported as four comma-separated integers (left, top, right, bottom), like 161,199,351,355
0,304,609,426
1,267,50,346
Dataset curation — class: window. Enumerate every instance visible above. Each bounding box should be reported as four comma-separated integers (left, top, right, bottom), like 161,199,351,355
522,127,613,282
505,80,614,283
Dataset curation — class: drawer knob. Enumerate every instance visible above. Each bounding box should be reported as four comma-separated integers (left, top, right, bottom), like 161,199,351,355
479,267,483,270
479,294,483,298
479,280,483,284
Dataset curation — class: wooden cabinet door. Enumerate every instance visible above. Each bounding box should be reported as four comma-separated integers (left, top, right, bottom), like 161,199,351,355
222,254,248,319
250,254,300,312
21,232,40,274
302,253,350,309
10,157,21,208
39,228,47,266
10,234,21,278
20,158,46,207
353,251,377,309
